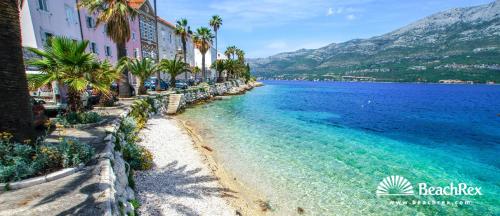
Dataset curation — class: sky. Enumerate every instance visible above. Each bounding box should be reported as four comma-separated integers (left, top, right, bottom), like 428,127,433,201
155,0,494,58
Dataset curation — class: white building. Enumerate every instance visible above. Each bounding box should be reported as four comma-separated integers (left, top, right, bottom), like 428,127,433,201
157,17,195,81
194,44,217,80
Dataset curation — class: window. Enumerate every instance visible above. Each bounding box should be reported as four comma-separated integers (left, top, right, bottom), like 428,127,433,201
105,46,112,56
90,42,98,54
161,31,166,41
65,6,76,24
86,16,95,28
42,32,53,46
38,0,48,11
140,18,156,42
132,32,136,40
134,48,139,58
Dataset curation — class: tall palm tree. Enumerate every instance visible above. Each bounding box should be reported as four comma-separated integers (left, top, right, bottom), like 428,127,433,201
209,15,222,79
28,37,115,112
0,0,35,141
211,59,225,82
118,57,157,95
191,66,201,81
223,59,242,80
193,27,214,82
159,57,189,88
235,49,245,62
225,45,237,60
79,0,137,98
175,18,192,81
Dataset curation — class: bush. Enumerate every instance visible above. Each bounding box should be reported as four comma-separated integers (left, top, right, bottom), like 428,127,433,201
57,138,94,168
129,100,152,130
144,97,158,114
0,132,94,183
122,142,153,170
55,112,102,126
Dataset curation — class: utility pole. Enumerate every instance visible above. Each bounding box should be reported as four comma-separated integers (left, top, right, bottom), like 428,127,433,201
153,0,161,91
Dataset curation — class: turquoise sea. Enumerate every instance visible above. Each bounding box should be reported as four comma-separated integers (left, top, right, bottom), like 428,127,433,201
179,81,500,215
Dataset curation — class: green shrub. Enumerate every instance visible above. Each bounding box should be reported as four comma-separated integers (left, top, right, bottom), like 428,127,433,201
56,138,94,168
55,112,102,126
122,142,153,171
120,117,137,135
0,132,94,183
144,97,158,114
129,99,151,129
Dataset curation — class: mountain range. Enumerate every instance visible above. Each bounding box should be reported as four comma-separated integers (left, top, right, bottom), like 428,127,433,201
248,0,500,83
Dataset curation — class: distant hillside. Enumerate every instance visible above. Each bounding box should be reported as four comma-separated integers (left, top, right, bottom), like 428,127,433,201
249,1,500,83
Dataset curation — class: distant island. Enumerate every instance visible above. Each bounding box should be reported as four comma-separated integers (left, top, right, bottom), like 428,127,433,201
249,1,500,83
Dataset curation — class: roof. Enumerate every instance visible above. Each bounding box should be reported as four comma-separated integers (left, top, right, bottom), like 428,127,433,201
157,17,176,29
128,0,146,9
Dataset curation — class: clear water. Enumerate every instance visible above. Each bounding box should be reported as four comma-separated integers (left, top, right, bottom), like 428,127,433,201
179,81,500,215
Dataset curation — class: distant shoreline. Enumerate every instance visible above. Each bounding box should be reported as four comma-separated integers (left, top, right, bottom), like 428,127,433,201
257,79,499,85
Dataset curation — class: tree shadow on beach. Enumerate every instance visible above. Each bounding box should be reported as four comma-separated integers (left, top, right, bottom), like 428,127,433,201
136,160,237,199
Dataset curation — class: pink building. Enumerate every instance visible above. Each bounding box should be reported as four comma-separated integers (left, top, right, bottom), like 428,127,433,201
78,8,117,64
126,16,142,60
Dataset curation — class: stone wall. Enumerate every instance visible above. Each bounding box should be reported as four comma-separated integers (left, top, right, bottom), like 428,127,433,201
100,95,167,216
172,80,258,113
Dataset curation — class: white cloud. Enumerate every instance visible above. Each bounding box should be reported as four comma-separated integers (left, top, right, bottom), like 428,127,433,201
327,8,334,16
346,14,357,20
159,0,370,30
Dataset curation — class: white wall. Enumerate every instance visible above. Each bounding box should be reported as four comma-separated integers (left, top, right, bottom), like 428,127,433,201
21,0,82,49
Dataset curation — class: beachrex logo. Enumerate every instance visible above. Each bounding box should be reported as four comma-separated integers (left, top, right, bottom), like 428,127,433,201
376,176,414,196
376,176,482,197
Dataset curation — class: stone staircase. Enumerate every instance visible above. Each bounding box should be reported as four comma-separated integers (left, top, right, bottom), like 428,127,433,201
166,94,183,114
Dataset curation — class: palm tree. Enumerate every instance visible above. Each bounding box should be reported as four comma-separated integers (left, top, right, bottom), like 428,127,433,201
79,0,137,98
118,58,157,95
191,66,201,81
159,57,189,88
209,15,222,75
211,59,225,82
223,59,242,80
193,27,214,82
28,37,114,112
175,18,192,81
225,46,237,60
0,0,35,141
236,49,246,63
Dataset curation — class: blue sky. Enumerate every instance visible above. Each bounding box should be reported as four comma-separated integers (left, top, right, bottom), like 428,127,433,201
156,0,494,58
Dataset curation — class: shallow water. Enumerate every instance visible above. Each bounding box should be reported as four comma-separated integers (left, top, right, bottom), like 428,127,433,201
179,81,500,215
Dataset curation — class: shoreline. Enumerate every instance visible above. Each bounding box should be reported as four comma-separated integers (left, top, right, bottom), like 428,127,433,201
175,110,268,215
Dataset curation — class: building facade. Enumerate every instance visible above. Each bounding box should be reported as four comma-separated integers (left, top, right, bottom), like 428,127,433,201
21,0,82,50
129,0,158,60
78,8,117,63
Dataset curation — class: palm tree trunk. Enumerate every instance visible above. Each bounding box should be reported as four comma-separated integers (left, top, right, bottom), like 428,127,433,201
201,54,206,82
170,76,176,89
183,40,188,81
67,88,82,112
215,31,219,82
138,80,146,95
0,0,35,141
117,42,131,97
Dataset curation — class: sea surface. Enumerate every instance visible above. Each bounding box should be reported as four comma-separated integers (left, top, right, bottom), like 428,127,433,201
178,81,500,215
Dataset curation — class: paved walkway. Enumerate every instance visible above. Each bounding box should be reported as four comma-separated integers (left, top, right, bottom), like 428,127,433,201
135,116,236,216
0,101,132,216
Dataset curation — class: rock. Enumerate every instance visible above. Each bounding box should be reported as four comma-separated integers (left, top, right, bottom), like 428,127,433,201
202,146,213,152
297,207,305,214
